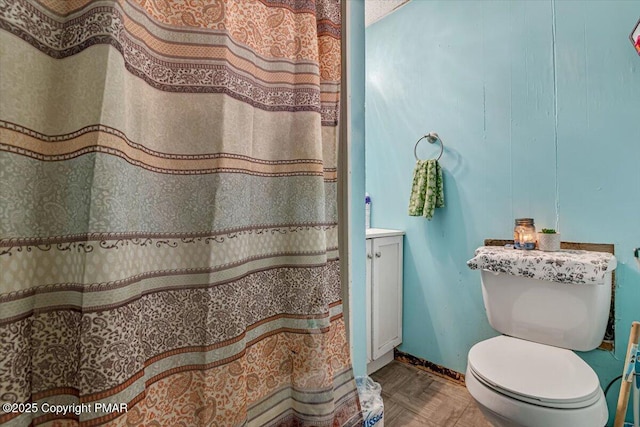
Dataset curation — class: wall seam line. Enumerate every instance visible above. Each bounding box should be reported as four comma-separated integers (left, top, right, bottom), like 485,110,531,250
551,0,560,231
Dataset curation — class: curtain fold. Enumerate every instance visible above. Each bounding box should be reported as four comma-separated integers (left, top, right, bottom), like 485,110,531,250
0,0,361,425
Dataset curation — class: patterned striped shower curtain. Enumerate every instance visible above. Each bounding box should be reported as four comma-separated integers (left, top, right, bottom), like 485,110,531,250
0,0,361,425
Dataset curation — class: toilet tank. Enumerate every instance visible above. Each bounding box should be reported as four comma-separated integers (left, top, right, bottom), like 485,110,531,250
480,270,613,351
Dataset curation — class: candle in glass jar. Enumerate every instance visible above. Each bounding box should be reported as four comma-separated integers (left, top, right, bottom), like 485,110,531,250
514,218,536,250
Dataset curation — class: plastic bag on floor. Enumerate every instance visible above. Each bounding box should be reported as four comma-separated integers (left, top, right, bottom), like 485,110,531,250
355,376,384,427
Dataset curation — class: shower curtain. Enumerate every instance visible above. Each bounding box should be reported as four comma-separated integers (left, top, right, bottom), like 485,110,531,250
0,0,361,425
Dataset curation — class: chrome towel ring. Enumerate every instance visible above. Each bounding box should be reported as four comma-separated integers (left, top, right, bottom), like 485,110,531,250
414,132,444,161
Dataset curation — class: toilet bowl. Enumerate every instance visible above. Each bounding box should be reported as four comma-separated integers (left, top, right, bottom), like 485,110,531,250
466,336,608,427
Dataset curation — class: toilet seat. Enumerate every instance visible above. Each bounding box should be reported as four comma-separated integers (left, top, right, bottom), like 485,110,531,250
468,336,601,409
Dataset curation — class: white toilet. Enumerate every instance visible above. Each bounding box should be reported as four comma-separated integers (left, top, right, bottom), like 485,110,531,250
466,268,615,427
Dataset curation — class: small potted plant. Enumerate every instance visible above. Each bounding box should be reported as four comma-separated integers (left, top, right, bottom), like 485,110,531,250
537,228,561,252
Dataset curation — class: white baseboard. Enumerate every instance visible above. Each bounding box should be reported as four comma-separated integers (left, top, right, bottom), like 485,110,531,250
366,350,394,375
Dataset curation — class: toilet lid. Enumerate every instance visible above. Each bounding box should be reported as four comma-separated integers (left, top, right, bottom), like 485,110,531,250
468,336,601,409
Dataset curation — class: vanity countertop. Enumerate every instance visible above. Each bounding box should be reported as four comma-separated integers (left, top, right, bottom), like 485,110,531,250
366,228,405,239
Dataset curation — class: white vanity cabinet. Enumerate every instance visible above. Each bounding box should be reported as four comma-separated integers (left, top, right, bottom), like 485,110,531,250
365,228,404,374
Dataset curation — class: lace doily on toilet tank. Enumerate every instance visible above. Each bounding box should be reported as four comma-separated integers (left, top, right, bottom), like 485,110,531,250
466,246,616,285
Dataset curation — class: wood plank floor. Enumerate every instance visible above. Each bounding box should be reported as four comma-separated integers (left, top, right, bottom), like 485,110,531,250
370,361,492,427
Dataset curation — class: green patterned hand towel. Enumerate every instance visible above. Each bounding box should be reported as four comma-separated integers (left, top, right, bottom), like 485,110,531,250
408,159,444,220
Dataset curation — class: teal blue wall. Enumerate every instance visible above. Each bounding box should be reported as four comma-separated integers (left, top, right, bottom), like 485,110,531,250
349,0,367,377
364,1,640,423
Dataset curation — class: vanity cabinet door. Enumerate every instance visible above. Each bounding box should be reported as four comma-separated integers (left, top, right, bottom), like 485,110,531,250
370,236,403,360
365,239,373,364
